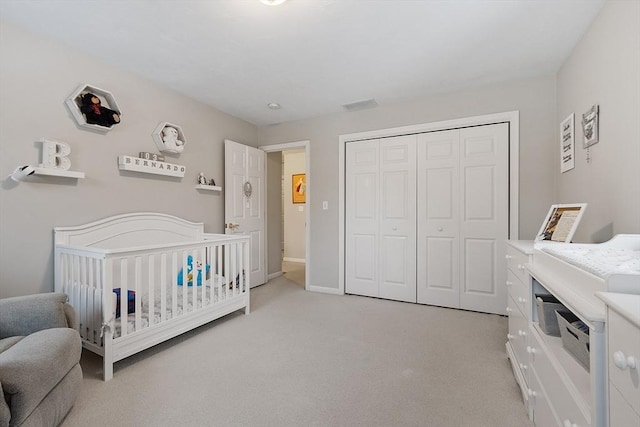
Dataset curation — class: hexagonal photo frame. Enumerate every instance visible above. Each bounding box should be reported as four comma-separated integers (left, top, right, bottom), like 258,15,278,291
65,84,122,132
152,122,187,154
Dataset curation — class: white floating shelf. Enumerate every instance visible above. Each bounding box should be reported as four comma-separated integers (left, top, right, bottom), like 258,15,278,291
118,155,186,178
65,84,122,132
195,184,222,192
34,167,85,179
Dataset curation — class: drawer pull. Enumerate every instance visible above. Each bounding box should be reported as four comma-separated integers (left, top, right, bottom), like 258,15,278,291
519,363,528,371
518,329,527,337
563,421,577,427
613,351,637,370
505,254,512,260
526,346,536,355
507,333,514,340
518,297,526,304
506,307,513,313
506,281,513,287
527,388,536,397
517,264,525,271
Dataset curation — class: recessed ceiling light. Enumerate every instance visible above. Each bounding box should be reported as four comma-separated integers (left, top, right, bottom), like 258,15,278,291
260,0,287,5
267,103,281,110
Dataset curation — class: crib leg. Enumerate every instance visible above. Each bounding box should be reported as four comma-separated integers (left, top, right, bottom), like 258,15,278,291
244,296,250,315
104,360,113,381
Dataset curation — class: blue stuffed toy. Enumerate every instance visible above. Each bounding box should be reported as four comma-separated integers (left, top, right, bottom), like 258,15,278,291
177,255,210,286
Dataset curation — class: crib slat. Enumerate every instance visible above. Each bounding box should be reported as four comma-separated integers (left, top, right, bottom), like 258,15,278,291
161,253,167,322
172,252,178,319
120,258,128,337
148,254,155,327
135,256,142,332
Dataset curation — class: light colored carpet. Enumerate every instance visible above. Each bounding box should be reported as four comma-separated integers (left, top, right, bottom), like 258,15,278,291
62,275,532,427
282,260,305,287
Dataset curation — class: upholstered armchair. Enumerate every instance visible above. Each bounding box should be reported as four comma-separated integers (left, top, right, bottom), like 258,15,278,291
0,293,82,427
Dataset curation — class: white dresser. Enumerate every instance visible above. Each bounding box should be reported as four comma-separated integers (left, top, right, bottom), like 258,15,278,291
596,292,640,427
506,234,640,427
505,240,534,416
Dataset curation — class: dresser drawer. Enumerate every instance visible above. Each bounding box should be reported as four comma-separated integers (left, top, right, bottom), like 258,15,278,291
529,328,590,427
608,310,640,415
529,368,559,427
610,382,640,427
506,245,529,283
508,295,530,385
507,269,530,320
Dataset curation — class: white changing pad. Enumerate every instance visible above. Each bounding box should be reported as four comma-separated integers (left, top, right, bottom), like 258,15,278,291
540,245,640,279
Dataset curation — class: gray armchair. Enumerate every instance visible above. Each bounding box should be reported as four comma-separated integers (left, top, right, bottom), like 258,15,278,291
0,293,82,427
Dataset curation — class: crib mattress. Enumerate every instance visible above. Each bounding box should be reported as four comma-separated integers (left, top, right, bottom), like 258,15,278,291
113,278,239,338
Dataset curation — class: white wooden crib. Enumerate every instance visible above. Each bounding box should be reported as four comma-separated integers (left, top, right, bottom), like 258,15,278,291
54,212,250,381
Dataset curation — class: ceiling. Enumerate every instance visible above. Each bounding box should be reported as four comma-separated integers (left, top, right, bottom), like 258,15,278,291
0,0,605,126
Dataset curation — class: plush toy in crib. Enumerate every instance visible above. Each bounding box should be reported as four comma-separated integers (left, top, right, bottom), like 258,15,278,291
177,255,210,286
113,288,136,318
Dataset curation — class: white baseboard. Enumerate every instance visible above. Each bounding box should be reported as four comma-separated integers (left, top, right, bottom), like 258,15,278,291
306,285,343,295
283,257,305,264
267,271,283,281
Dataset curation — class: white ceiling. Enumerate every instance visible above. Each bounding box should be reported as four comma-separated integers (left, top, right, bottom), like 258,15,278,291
0,0,605,126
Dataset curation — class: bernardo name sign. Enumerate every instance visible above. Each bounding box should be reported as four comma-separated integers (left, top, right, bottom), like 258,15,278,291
118,155,186,178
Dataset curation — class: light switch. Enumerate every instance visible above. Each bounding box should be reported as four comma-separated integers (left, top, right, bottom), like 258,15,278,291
298,205,304,212
322,201,328,210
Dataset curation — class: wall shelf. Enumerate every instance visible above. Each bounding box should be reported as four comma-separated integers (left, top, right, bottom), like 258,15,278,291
34,167,85,179
65,84,122,132
195,184,222,192
118,155,186,178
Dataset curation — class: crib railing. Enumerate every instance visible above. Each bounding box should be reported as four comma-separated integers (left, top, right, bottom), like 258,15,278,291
55,234,250,348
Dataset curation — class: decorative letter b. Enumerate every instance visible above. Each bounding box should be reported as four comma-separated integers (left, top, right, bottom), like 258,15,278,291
40,139,71,170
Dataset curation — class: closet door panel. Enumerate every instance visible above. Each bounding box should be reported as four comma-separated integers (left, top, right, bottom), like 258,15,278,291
379,136,416,303
417,130,460,307
459,124,509,315
346,140,379,297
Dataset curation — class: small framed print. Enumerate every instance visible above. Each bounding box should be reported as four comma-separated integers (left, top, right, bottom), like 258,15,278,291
292,173,306,204
560,114,575,173
582,105,599,148
535,203,587,243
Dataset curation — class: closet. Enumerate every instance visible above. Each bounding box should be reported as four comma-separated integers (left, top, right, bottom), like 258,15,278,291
345,123,509,315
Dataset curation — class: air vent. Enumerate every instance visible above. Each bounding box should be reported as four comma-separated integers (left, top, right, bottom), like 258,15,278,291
342,98,378,112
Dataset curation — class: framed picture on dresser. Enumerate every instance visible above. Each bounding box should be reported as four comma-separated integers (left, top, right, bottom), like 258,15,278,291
535,203,587,243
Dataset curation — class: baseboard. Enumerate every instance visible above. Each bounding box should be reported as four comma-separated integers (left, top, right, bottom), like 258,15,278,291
283,257,305,264
267,271,283,281
306,285,343,295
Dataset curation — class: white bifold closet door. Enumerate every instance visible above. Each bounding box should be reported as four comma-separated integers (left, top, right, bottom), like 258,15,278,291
417,123,509,314
346,123,508,315
345,135,417,303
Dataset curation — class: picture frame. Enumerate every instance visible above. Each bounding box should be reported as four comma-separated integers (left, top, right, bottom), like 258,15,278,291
292,173,306,204
582,104,599,148
560,113,575,173
535,203,587,243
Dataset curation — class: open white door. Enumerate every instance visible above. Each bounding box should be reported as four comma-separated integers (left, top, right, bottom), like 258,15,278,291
225,140,266,288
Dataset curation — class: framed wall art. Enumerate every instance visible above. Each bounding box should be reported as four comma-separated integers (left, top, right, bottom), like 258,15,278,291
560,113,575,173
535,203,587,243
582,104,599,148
292,173,306,204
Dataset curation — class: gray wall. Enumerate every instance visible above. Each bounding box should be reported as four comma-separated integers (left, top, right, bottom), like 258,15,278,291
259,77,558,289
0,23,258,298
283,150,306,261
556,0,640,242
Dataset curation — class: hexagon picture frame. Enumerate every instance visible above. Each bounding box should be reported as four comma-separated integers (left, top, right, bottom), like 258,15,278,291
152,122,187,154
65,84,122,132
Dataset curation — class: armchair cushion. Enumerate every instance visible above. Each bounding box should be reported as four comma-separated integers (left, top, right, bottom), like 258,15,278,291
0,328,81,426
0,293,69,339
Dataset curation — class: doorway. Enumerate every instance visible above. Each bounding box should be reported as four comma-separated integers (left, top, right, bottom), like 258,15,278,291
260,141,310,290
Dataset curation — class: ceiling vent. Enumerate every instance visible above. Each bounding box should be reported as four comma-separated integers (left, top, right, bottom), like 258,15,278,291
342,98,378,112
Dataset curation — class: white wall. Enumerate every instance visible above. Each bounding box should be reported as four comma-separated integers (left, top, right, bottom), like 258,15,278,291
0,22,258,298
556,0,640,242
259,76,557,290
283,149,306,261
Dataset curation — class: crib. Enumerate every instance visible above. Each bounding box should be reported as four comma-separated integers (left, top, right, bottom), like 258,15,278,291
53,212,250,381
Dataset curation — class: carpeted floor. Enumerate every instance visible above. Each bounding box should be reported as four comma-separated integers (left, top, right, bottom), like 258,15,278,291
282,260,305,287
62,275,532,427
